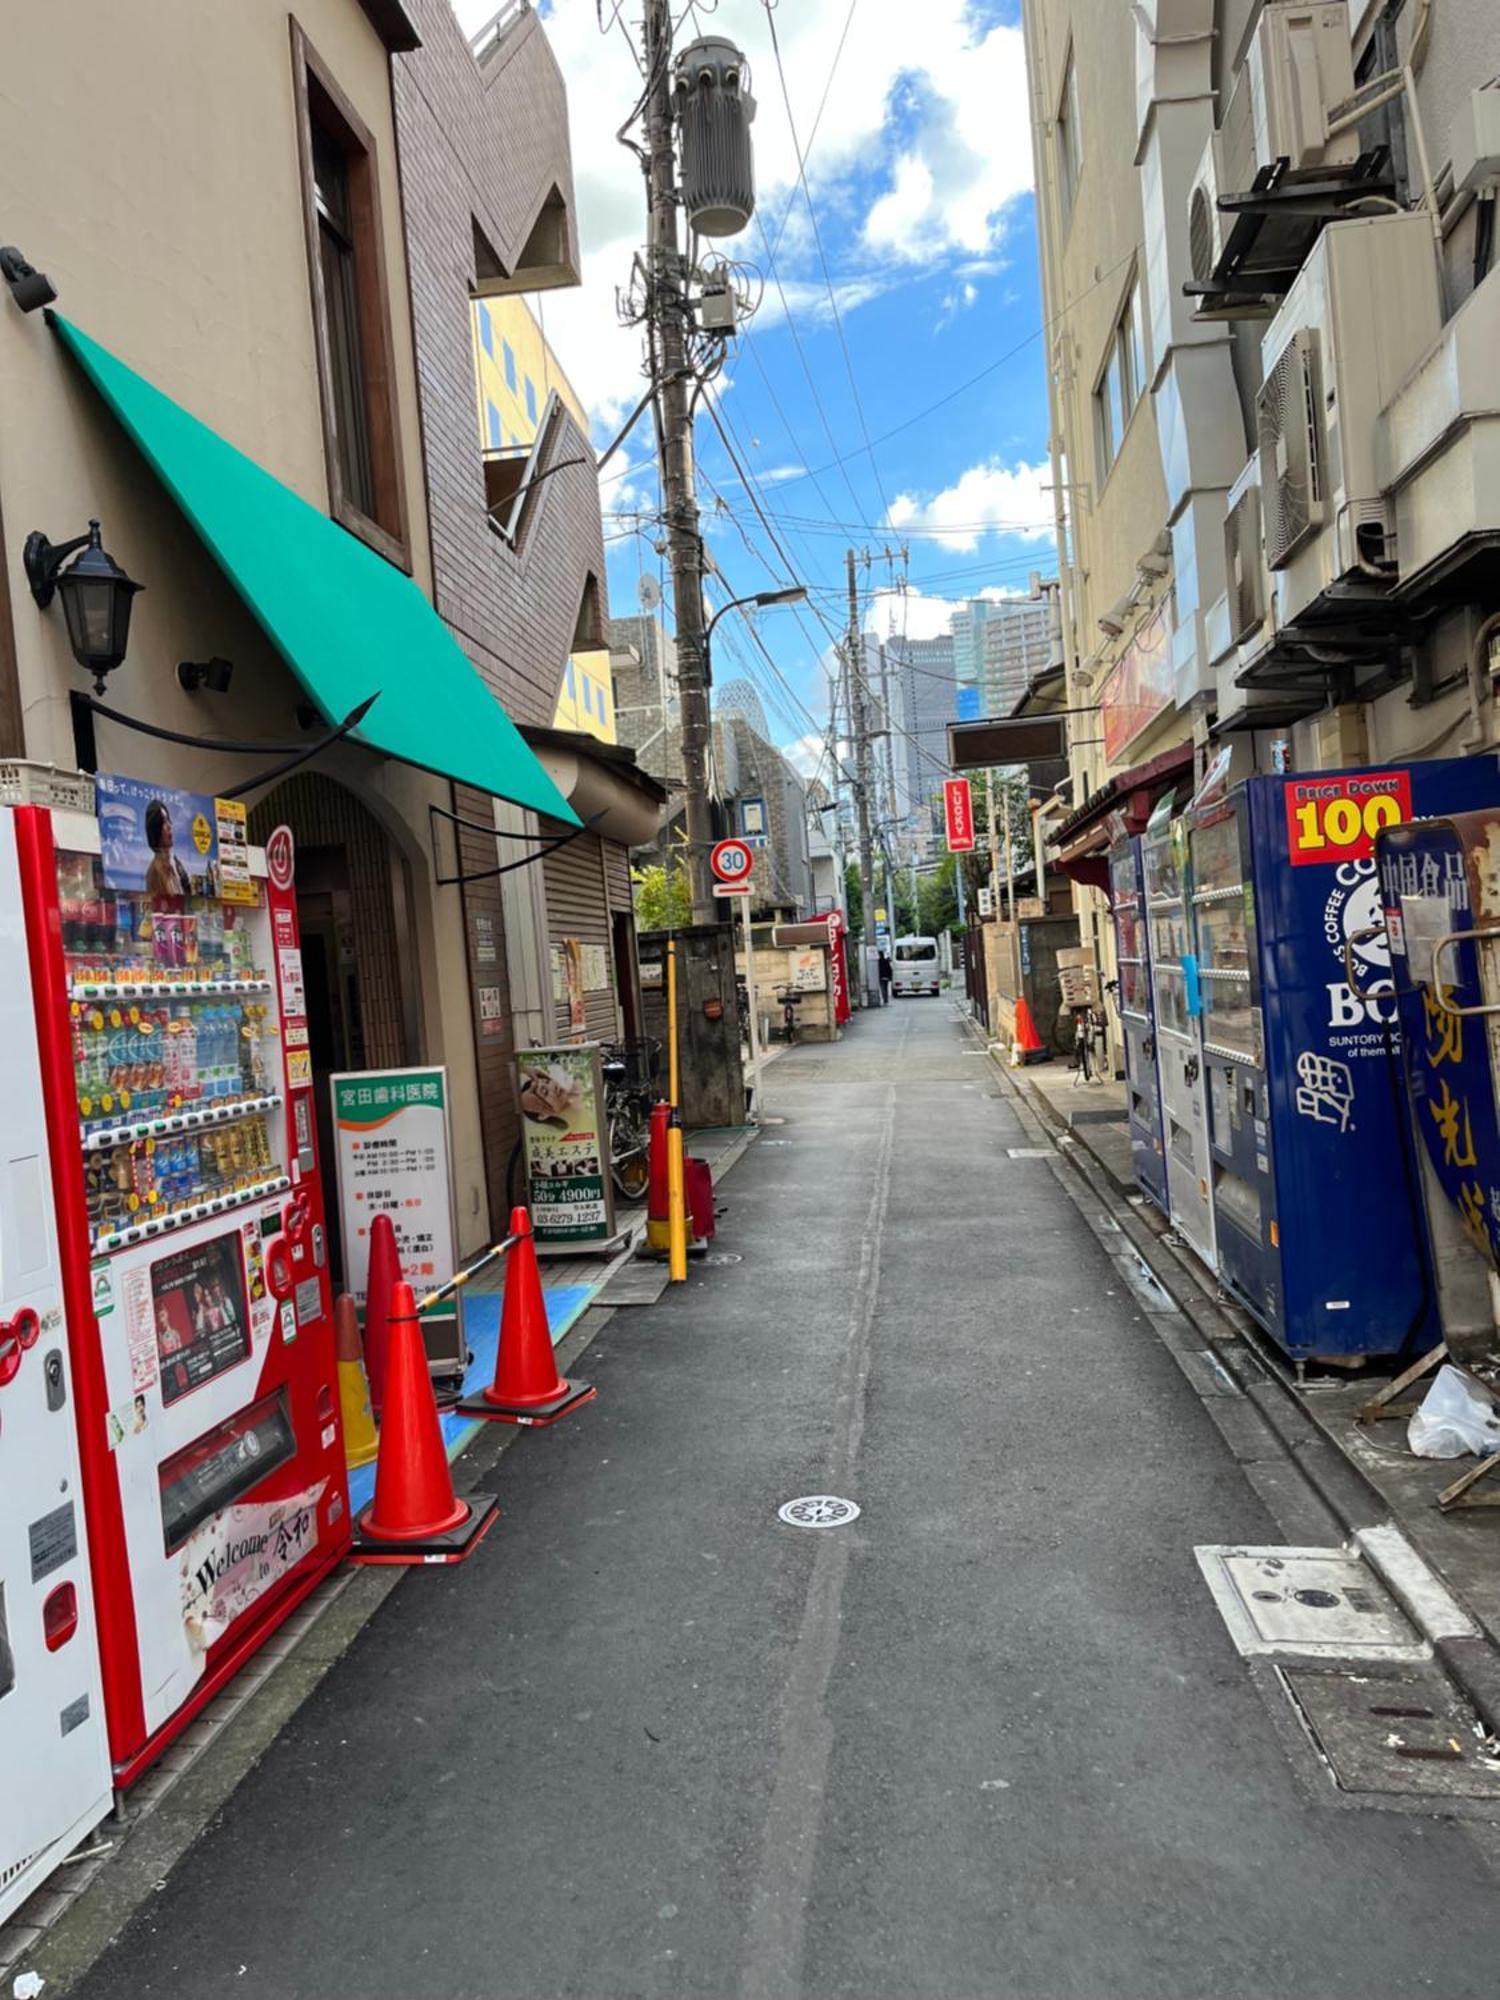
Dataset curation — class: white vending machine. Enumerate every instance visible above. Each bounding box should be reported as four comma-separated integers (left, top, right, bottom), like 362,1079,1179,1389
0,810,113,1924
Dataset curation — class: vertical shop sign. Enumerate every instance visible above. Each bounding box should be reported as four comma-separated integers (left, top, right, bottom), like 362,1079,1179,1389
944,778,975,853
517,1045,616,1247
330,1067,456,1306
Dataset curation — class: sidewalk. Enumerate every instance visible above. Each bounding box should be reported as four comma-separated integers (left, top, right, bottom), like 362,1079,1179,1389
991,1025,1500,1738
0,1126,757,1993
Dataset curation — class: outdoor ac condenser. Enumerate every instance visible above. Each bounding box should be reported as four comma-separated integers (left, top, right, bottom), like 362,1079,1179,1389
1244,1,1359,176
1256,216,1442,630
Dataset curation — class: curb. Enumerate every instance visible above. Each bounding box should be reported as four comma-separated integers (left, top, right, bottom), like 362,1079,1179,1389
982,1026,1500,1739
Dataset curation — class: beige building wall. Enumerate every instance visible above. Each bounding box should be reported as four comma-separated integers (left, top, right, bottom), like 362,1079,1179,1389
1023,0,1190,1062
0,0,492,1250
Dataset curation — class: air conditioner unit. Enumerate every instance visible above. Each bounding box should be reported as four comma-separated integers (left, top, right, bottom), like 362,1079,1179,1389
1245,1,1359,175
1258,329,1325,570
1224,455,1271,646
1257,216,1443,630
1187,133,1229,289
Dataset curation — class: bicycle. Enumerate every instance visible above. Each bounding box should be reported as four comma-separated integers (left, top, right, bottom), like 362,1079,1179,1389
601,1038,660,1200
1069,1002,1109,1085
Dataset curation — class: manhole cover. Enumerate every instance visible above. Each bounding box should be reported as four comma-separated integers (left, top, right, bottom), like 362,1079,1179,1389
1195,1546,1422,1659
703,1251,742,1265
778,1495,860,1529
1280,1662,1500,1805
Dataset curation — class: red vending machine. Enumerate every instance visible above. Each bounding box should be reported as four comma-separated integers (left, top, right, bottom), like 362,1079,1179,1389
11,774,350,1785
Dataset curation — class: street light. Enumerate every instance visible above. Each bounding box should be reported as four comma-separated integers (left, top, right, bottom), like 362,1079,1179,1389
702,584,807,688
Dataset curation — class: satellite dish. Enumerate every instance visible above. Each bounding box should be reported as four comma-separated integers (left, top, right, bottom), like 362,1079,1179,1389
639,575,662,611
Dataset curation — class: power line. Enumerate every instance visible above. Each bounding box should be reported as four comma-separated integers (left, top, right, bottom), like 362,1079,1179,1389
762,0,894,528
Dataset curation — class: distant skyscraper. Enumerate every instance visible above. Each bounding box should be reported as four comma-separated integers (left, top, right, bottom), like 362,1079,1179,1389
888,633,957,813
981,597,1053,716
716,677,770,740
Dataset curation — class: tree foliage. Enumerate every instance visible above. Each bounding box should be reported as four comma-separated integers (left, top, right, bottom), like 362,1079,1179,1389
632,862,692,933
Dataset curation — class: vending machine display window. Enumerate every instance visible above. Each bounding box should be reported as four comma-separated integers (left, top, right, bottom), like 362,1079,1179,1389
152,1230,253,1406
159,1390,296,1554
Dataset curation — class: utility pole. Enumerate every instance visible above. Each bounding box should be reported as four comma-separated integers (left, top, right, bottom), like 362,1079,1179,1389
847,549,876,977
643,0,715,924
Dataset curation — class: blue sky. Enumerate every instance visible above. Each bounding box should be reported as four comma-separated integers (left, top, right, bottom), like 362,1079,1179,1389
455,0,1057,775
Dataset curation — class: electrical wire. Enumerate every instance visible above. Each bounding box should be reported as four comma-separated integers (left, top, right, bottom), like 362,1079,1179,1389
762,0,894,526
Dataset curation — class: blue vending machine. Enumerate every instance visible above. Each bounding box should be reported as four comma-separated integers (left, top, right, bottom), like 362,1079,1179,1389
1108,833,1168,1214
1189,756,1498,1362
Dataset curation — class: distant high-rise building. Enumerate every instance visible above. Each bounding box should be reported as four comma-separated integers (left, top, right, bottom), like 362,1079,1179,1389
716,677,770,741
981,597,1053,716
888,632,957,824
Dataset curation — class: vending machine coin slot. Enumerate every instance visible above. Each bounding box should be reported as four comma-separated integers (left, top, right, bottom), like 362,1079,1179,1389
43,1581,80,1652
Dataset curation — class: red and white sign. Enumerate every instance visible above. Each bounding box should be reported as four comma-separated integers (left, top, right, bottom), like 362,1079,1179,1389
711,837,755,884
713,881,751,897
265,823,295,893
943,779,976,853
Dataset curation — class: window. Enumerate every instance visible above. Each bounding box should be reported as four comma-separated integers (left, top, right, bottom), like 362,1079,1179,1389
503,340,517,392
292,23,408,568
581,676,593,716
1093,275,1148,481
486,401,502,450
1056,50,1082,228
565,660,576,699
524,376,538,425
479,304,494,358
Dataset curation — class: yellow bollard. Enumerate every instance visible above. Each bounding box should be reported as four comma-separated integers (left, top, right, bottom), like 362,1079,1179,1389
666,937,689,1279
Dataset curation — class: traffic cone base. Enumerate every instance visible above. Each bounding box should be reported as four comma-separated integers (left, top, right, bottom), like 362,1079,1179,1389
352,1491,499,1565
355,1280,496,1567
459,1378,596,1426
464,1205,597,1428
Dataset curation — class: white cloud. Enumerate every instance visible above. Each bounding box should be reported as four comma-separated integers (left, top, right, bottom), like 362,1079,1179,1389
886,459,1055,553
449,0,1034,430
781,731,827,778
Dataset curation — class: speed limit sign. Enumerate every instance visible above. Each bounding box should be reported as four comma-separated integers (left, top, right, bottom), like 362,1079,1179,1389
711,838,754,885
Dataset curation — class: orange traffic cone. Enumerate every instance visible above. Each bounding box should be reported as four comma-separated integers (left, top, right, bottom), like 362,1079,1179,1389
643,1100,672,1257
460,1207,596,1426
362,1211,402,1415
353,1282,498,1565
1011,996,1049,1066
334,1293,379,1470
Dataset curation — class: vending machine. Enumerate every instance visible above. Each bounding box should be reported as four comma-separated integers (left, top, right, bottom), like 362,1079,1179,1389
1188,757,1498,1362
1108,833,1168,1215
1376,803,1500,1370
0,809,113,1923
9,774,350,1784
1142,797,1217,1270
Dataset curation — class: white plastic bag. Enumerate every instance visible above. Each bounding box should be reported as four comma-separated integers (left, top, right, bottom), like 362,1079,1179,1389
1408,1365,1500,1459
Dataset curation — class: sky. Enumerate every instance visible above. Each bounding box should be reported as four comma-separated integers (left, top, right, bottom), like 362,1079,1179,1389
451,0,1056,782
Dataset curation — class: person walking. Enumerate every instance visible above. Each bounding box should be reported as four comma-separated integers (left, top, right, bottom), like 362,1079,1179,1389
878,949,892,1004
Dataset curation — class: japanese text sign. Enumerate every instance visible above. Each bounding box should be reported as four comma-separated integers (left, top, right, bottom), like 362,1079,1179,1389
944,778,975,853
330,1067,455,1306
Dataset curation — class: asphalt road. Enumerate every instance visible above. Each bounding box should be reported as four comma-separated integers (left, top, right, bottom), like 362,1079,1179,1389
74,999,1500,1998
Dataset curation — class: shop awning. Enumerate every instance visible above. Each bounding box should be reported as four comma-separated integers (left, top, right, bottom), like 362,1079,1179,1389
51,316,577,826
1051,740,1194,849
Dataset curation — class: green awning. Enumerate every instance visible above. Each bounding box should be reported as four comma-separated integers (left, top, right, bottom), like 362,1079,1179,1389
51,316,577,826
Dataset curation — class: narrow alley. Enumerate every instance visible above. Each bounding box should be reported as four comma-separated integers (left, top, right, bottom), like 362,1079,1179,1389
64,1001,1500,2000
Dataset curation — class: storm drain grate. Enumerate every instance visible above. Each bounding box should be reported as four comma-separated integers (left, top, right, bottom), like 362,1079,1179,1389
1279,1661,1500,1806
778,1495,860,1529
1195,1546,1423,1659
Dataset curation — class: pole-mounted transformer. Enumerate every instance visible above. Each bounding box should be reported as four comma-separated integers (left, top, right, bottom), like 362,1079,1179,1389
674,37,757,237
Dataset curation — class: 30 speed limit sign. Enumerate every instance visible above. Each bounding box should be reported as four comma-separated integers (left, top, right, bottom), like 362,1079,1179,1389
711,838,755,886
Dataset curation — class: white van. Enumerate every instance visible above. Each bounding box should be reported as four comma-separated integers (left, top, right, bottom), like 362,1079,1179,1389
892,934,941,997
